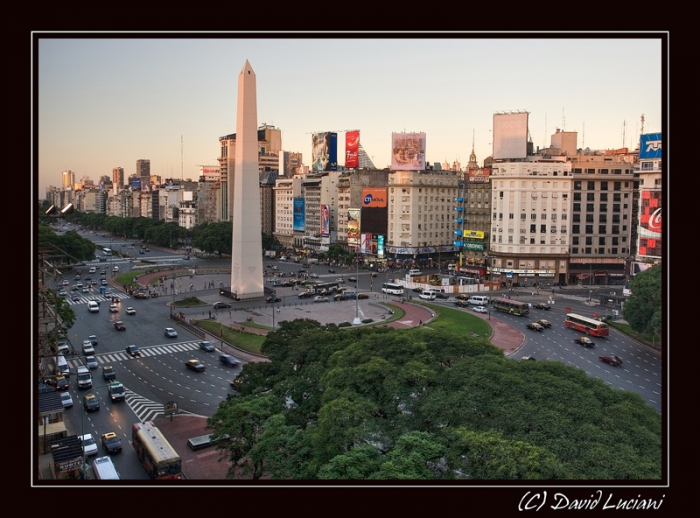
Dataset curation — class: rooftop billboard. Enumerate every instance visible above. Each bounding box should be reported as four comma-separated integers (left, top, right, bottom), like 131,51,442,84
493,112,529,160
391,132,426,171
345,130,359,168
639,133,662,160
312,132,338,171
293,198,305,231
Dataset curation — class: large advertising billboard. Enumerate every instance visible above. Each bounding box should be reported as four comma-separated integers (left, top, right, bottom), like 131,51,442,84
391,132,426,171
362,188,387,208
131,178,141,190
321,205,329,237
347,208,361,245
637,190,662,258
312,132,338,171
293,198,305,231
468,168,491,183
345,130,359,168
639,133,662,160
493,112,529,160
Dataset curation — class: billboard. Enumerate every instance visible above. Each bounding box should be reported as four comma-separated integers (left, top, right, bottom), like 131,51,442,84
293,198,305,231
312,132,338,171
639,133,662,159
321,205,329,237
361,233,372,254
468,168,491,183
362,188,387,208
637,190,662,258
391,132,426,171
131,178,141,190
493,112,529,160
377,234,384,258
345,130,359,168
347,208,361,245
462,230,485,239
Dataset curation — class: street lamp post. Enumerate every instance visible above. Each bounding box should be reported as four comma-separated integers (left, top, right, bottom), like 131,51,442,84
353,251,361,325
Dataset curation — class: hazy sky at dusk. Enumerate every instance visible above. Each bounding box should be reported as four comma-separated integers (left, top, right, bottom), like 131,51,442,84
36,34,663,194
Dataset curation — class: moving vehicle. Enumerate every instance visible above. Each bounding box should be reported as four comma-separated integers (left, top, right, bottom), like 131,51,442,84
101,432,123,454
419,290,436,301
454,300,469,308
102,248,112,256
491,298,530,316
114,321,126,331
357,293,370,299
56,355,70,378
82,341,95,355
132,421,183,479
348,276,357,282
599,354,623,367
164,328,178,338
408,269,421,276
93,456,120,480
88,335,98,346
102,365,116,380
297,291,313,298
313,296,329,303
526,322,544,332
60,391,73,409
454,294,470,301
565,313,609,337
126,307,136,315
83,393,100,412
534,303,551,310
87,301,100,312
219,354,240,367
80,433,98,456
109,304,119,313
125,345,141,357
56,341,70,355
199,341,215,352
77,366,93,389
54,375,69,391
266,296,281,303
575,336,595,347
185,359,206,372
85,356,99,369
212,302,231,309
537,319,552,329
108,381,126,401
468,295,489,306
473,306,488,313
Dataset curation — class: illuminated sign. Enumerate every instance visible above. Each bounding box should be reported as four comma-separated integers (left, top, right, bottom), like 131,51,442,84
462,230,485,239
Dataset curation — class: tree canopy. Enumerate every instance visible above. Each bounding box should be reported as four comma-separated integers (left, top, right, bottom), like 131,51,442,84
208,320,661,480
623,264,662,336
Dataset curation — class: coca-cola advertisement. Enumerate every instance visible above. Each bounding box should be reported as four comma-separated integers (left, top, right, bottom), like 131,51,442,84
638,190,662,259
346,130,359,168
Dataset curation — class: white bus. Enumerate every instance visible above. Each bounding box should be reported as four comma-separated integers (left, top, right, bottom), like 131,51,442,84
103,248,112,256
382,282,404,295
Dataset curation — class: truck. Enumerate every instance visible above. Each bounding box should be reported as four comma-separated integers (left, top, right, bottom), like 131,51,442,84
108,381,126,402
77,366,93,389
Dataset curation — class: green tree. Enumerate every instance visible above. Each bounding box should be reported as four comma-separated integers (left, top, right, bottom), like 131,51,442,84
623,264,662,335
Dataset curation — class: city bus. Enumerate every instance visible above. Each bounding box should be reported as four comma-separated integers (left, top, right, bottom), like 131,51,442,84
565,313,609,337
381,282,404,295
131,421,183,480
491,297,530,316
102,248,112,256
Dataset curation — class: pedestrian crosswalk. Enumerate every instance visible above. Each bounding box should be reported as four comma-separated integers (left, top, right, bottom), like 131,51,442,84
123,388,169,423
67,340,203,369
66,292,130,306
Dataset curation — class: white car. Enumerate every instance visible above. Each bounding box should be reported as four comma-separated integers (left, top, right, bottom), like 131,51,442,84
165,327,178,338
80,433,98,456
60,391,73,409
113,265,119,272
125,307,136,315
473,306,488,313
109,304,119,313
82,341,95,355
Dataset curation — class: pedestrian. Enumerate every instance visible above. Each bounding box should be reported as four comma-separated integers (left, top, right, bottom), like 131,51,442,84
419,320,422,325
208,310,211,318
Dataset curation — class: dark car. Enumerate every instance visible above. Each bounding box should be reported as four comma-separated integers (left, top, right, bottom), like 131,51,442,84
83,393,100,412
199,341,215,352
526,322,544,331
534,303,551,310
71,293,81,301
348,276,357,282
537,319,552,329
357,293,370,299
101,432,123,454
213,302,231,309
185,359,206,372
88,335,98,346
125,345,141,357
575,336,595,347
113,320,126,331
102,365,116,380
599,354,623,367
435,292,449,299
455,294,470,301
454,300,470,308
328,269,336,273
55,375,69,391
298,291,313,298
266,296,281,303
219,354,240,367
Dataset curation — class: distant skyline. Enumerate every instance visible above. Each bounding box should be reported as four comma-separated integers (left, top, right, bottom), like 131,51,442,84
36,34,664,195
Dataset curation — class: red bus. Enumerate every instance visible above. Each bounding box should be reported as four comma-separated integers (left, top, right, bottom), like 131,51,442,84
565,313,609,337
132,421,183,479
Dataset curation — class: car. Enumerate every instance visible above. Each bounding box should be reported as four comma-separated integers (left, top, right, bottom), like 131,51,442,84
309,273,319,278
185,359,206,372
348,276,357,282
125,307,136,315
113,265,119,271
219,354,240,367
298,291,313,298
108,381,125,402
82,342,95,355
101,432,123,454
165,327,178,338
357,293,370,299
133,292,149,299
371,272,378,277
313,296,329,303
520,356,537,362
88,335,98,346
54,375,69,391
85,356,99,369
59,391,73,409
270,265,279,270
473,305,488,313
328,268,336,273
83,394,100,412
599,354,623,367
111,297,121,304
526,322,544,332
125,345,141,357
79,433,99,455
58,289,67,296
266,296,281,303
139,249,144,254
82,287,89,293
435,291,449,299
534,303,551,310
101,279,108,286
113,321,126,331
453,300,470,308
412,287,424,293
335,278,344,283
109,304,119,313
455,294,470,302
537,319,552,329
199,341,215,352
102,365,116,381
62,279,70,286
213,302,231,309
56,341,70,355
575,336,595,347
71,293,81,302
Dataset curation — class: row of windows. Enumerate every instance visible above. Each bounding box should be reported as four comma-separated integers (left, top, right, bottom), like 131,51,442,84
574,181,630,190
573,214,624,223
571,225,626,234
572,247,627,254
495,213,568,220
572,236,626,245
572,168,629,175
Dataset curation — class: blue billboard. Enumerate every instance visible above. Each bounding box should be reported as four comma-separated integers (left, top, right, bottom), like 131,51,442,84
293,198,305,231
639,133,662,159
131,178,141,190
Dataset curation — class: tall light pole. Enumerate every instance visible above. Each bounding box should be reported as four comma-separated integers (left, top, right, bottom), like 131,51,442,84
353,250,362,325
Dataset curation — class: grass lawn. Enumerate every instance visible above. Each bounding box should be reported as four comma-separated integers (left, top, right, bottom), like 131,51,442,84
197,319,266,354
414,302,492,340
608,320,662,349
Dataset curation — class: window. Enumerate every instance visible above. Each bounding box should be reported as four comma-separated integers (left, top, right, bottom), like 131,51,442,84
614,182,621,191
612,215,620,223
586,214,594,223
573,236,579,245
521,213,526,220
613,204,620,213
551,214,557,221
585,248,591,255
493,212,497,220
540,225,546,233
561,214,567,220
598,236,606,245
531,214,537,220
600,181,608,191
598,225,606,234
573,192,582,201
572,225,580,234
574,181,581,190
612,225,619,234
600,169,608,175
587,193,595,201
599,214,606,223
572,247,579,254
541,214,547,220
509,213,514,219
573,214,580,222
585,225,593,234
586,204,594,212
499,191,504,198
600,193,608,201
585,237,592,245
612,247,618,254
573,203,581,212
587,181,595,190
573,168,582,174
600,204,607,212
530,224,536,233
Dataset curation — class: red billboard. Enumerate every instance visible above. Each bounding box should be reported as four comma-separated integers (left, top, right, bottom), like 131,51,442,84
345,130,359,168
638,190,662,259
468,168,490,183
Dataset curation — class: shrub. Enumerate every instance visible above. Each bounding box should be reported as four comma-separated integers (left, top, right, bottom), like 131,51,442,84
361,318,373,324
338,322,352,327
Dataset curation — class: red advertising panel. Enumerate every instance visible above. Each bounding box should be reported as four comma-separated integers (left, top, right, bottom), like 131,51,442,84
391,132,426,171
638,190,662,258
345,130,359,168
468,168,491,182
362,188,387,208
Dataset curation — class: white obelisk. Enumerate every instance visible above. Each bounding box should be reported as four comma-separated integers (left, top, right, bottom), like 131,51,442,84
230,60,264,299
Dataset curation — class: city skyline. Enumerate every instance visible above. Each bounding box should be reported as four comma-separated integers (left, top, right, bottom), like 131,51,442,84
36,34,664,195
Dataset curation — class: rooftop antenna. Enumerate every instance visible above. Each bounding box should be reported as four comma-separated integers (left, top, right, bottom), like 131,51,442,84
582,122,585,150
622,120,626,149
562,108,566,131
544,114,547,149
181,135,184,180
640,113,645,135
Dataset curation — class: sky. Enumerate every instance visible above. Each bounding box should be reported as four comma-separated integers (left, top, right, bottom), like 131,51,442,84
36,34,664,195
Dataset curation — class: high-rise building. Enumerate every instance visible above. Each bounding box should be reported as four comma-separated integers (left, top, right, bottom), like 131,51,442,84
136,159,150,184
62,170,74,189
112,167,124,187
